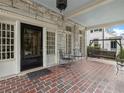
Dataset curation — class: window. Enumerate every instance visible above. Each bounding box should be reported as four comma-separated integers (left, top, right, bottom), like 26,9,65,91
66,26,72,54
99,29,103,32
66,34,72,54
111,41,117,49
90,30,93,33
94,29,98,32
91,28,103,32
66,26,72,32
79,30,82,34
0,23,14,60
24,29,41,56
47,32,55,55
80,36,83,52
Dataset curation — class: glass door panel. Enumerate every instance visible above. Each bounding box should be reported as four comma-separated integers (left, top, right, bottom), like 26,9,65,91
21,23,43,71
24,29,41,57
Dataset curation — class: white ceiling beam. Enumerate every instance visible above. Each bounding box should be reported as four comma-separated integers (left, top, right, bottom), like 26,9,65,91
65,0,113,18
87,20,124,30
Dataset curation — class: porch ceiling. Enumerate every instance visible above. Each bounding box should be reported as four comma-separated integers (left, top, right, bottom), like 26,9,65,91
32,0,124,27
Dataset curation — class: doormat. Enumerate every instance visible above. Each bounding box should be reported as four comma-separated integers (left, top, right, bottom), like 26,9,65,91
27,68,52,80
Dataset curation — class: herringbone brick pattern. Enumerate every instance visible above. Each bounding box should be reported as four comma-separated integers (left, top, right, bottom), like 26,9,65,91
0,60,124,93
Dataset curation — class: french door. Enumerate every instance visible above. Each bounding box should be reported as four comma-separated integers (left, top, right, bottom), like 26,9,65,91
21,23,43,71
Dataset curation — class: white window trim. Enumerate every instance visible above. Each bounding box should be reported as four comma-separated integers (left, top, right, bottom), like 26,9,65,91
46,31,56,55
0,22,15,61
65,31,72,54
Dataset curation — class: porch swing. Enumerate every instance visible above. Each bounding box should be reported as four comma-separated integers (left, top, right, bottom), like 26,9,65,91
88,38,124,74
88,38,122,59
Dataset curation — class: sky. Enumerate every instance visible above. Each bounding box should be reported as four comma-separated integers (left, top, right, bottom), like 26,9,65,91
110,25,124,36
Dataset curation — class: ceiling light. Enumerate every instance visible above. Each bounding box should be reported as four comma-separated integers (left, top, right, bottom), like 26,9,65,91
56,0,67,13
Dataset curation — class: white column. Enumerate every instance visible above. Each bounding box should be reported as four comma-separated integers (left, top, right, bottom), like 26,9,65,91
15,20,21,73
43,27,47,67
55,29,58,64
85,30,88,59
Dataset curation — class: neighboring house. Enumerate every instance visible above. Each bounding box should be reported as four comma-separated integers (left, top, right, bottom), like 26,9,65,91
87,28,121,52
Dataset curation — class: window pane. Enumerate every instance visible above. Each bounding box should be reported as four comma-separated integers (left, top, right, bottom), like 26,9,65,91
0,53,2,60
7,32,10,38
99,29,102,31
0,23,1,30
7,46,10,51
94,29,98,32
11,25,14,31
2,46,6,52
11,46,14,51
2,53,6,59
66,26,72,32
7,52,10,59
24,29,41,56
0,30,1,37
7,39,10,44
2,31,6,37
2,24,6,30
7,24,10,30
11,32,14,38
11,39,14,44
90,30,93,33
0,45,1,54
2,38,6,44
11,52,14,58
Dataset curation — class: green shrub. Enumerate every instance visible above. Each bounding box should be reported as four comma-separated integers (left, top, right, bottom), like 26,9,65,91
118,48,124,59
87,46,100,50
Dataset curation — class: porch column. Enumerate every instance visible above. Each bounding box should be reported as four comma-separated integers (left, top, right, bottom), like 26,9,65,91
15,20,21,73
85,28,88,60
43,27,47,67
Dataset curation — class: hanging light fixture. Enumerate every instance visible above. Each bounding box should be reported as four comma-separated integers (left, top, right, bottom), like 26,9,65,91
56,0,67,13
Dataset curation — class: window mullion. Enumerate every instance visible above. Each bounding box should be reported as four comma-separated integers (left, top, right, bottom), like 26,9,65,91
1,23,3,60
0,23,2,60
10,24,12,59
5,23,7,59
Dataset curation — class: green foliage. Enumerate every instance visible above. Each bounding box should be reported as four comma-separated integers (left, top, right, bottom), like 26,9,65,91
118,48,124,59
87,46,100,50
87,46,100,57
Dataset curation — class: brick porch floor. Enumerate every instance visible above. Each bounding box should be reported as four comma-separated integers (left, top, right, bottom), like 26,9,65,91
0,60,124,93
